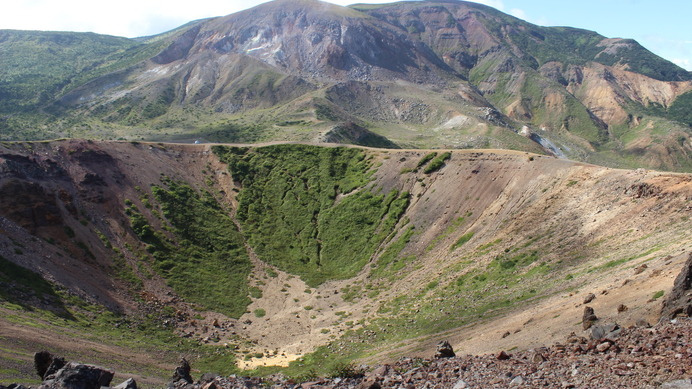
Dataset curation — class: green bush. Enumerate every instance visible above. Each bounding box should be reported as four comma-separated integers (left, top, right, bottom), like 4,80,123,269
423,152,451,174
327,362,363,379
416,152,437,169
451,232,474,251
667,91,692,126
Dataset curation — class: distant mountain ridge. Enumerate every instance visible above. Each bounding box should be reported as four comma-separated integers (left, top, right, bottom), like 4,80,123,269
1,0,691,171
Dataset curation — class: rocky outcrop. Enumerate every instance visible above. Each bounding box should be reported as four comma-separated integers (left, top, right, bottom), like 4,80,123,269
28,352,132,389
0,179,63,232
170,359,194,386
582,306,599,330
433,340,455,359
34,351,58,379
38,362,114,389
661,252,692,320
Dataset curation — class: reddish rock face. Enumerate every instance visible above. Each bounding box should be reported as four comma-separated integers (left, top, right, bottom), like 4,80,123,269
0,179,63,232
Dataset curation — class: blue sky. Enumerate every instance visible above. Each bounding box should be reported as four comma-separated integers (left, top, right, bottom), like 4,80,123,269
2,0,690,70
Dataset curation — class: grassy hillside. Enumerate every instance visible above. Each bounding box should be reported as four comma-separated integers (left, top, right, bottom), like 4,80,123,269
468,3,691,82
0,30,139,112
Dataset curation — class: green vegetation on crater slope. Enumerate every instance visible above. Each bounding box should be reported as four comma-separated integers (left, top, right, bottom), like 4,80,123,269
214,144,410,286
128,179,252,318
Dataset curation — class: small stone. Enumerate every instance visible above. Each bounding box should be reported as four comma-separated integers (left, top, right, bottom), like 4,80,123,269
530,352,546,363
634,264,648,274
617,304,628,313
509,376,525,386
596,342,612,352
199,373,219,382
590,323,620,340
201,382,219,389
171,358,193,384
496,351,511,360
34,351,54,379
583,293,596,304
660,379,692,388
636,319,651,328
452,379,468,389
357,378,381,389
114,378,138,389
371,365,390,377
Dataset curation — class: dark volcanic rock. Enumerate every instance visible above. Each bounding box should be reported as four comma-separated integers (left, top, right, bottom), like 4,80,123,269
43,357,67,381
0,179,63,231
582,306,598,330
589,323,621,341
434,340,455,358
661,252,692,320
171,358,193,385
35,351,55,379
40,362,114,389
5,385,30,389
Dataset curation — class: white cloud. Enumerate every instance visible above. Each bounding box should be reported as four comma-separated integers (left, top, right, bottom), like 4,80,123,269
0,0,519,37
1,0,273,37
672,59,692,71
2,0,428,37
509,8,528,20
467,0,506,11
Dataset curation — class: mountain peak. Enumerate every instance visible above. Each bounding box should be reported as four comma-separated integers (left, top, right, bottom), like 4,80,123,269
244,0,368,19
1,1,690,172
